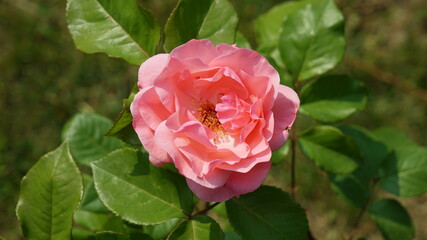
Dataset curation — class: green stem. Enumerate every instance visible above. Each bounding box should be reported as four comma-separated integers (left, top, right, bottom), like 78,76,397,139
290,80,300,198
190,202,221,219
290,128,297,198
347,178,379,240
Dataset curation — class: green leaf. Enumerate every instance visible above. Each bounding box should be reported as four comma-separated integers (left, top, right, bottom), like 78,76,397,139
278,0,345,81
81,174,109,213
93,232,153,240
299,75,368,123
329,173,370,208
62,113,127,167
66,0,160,65
339,125,389,179
369,199,414,240
226,186,308,240
235,32,251,49
329,126,389,208
16,142,83,240
379,146,427,197
164,0,238,52
106,84,140,146
224,231,242,240
72,228,93,240
373,127,417,151
298,126,361,174
91,148,193,225
254,0,316,53
144,218,181,240
74,209,125,233
168,215,224,240
271,141,290,165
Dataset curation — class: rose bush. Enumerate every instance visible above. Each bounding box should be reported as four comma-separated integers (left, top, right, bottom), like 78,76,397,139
131,39,299,202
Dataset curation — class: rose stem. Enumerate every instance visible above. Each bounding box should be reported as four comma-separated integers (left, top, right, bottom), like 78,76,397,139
190,202,221,219
290,127,297,198
290,80,300,199
347,178,379,240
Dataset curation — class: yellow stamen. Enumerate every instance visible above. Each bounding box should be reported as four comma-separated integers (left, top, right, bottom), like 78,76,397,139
196,101,224,133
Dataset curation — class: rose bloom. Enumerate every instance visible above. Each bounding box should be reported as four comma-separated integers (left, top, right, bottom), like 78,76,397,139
131,39,299,202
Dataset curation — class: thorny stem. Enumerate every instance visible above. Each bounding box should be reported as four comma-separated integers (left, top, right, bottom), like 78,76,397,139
189,202,221,219
290,127,297,198
290,80,300,199
347,178,379,240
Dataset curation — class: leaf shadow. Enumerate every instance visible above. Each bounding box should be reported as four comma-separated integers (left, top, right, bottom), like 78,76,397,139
130,151,150,176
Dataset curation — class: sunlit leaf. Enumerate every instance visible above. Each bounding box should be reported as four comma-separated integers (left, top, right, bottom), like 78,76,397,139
66,0,160,65
16,142,83,240
254,0,316,53
300,75,367,123
379,146,427,197
168,215,224,240
91,148,193,225
298,126,361,174
62,113,127,167
164,0,238,52
279,0,345,81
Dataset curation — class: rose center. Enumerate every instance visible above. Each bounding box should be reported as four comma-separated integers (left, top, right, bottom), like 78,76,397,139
196,101,224,133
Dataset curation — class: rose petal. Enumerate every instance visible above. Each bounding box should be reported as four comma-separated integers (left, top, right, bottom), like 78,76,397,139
131,94,170,166
186,161,271,202
170,39,218,65
138,54,170,89
270,85,299,151
217,148,271,173
227,161,271,194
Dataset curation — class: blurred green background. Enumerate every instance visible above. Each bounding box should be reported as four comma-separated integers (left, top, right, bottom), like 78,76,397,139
1,0,426,239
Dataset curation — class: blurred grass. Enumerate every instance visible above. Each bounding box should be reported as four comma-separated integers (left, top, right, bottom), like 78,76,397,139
1,0,426,239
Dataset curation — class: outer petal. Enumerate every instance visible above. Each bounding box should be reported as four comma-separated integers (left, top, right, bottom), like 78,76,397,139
186,161,271,202
226,161,271,194
210,48,280,87
217,148,271,173
138,54,170,88
130,92,170,166
170,39,219,65
137,87,171,130
186,178,235,202
269,85,300,151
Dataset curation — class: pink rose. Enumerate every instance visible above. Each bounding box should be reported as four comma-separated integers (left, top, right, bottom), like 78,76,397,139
130,39,299,202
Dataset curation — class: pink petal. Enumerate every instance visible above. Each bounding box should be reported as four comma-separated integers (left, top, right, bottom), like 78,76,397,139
270,85,300,151
186,178,235,202
186,161,271,202
227,161,271,194
137,87,171,130
170,39,219,65
138,54,170,89
217,148,271,173
130,95,170,166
